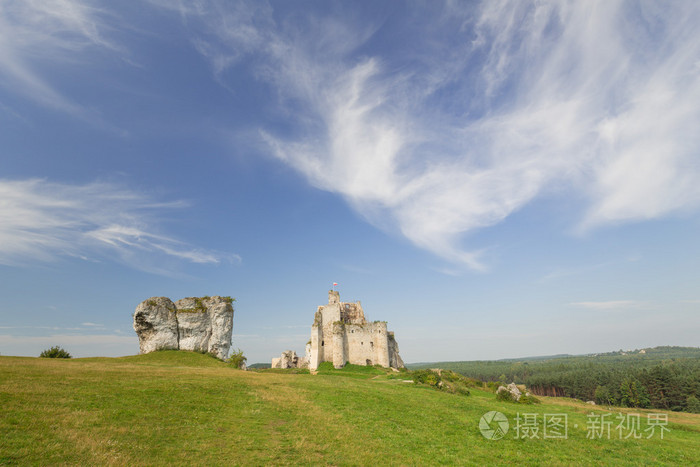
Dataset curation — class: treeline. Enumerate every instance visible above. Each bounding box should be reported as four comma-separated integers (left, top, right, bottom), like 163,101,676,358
409,346,700,413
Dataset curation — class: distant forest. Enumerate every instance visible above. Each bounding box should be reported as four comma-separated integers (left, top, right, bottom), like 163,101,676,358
409,346,700,413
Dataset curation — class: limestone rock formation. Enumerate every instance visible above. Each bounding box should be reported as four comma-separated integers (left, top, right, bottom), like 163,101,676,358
497,382,523,401
133,297,179,354
388,332,404,368
133,296,234,360
271,350,308,369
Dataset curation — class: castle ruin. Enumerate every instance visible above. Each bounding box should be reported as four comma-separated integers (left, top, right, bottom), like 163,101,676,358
307,290,404,370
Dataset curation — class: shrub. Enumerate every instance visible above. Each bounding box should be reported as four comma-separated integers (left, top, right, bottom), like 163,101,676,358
412,369,440,387
496,387,516,402
495,386,540,404
39,346,72,358
486,381,501,392
411,369,470,396
518,393,541,404
228,348,247,369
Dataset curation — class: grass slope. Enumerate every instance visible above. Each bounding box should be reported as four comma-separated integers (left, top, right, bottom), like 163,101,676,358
1,351,699,465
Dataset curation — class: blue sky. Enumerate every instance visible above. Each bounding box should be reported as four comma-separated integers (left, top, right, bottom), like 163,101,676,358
1,1,699,363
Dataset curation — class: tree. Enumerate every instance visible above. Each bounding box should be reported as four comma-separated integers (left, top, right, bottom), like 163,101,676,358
595,385,615,406
39,346,72,358
619,378,650,408
686,395,700,414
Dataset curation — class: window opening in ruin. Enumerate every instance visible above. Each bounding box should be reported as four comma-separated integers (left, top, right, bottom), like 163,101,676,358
321,340,324,346
370,342,374,349
366,359,372,366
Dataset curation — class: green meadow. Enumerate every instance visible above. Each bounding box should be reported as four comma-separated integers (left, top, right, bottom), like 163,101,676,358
1,351,698,465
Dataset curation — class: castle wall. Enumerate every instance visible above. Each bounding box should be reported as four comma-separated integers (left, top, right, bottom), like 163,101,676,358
343,322,389,366
307,290,403,370
340,301,365,324
309,322,322,369
332,322,346,368
316,300,341,365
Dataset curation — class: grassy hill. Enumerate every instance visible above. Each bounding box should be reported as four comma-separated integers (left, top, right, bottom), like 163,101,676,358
1,351,699,465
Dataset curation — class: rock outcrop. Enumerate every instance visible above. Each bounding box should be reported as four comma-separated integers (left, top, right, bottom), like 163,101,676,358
497,382,525,401
271,350,308,369
133,296,179,353
133,296,234,360
388,332,404,368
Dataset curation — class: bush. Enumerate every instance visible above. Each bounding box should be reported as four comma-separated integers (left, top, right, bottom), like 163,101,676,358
411,369,470,396
412,369,440,387
496,387,516,402
228,348,247,369
518,393,541,404
486,381,501,392
39,346,72,358
496,385,540,404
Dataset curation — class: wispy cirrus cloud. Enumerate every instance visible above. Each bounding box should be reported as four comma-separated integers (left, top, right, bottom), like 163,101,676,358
158,1,700,270
0,178,238,272
0,0,124,119
569,301,651,311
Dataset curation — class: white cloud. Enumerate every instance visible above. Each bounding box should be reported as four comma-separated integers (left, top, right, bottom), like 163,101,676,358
0,0,124,119
569,300,650,311
0,178,236,271
157,1,700,270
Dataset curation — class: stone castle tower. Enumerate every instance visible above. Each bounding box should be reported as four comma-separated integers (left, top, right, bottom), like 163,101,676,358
308,290,404,370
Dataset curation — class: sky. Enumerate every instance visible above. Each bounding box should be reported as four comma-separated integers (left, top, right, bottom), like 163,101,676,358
1,0,699,364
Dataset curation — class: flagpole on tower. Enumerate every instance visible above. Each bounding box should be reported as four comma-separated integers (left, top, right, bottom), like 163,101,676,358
332,282,338,291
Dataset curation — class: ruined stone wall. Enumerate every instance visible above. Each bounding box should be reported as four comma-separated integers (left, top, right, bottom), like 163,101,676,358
313,297,344,366
342,322,390,367
271,350,308,369
332,322,346,368
309,316,323,369
341,301,366,324
309,301,335,367
307,291,403,370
